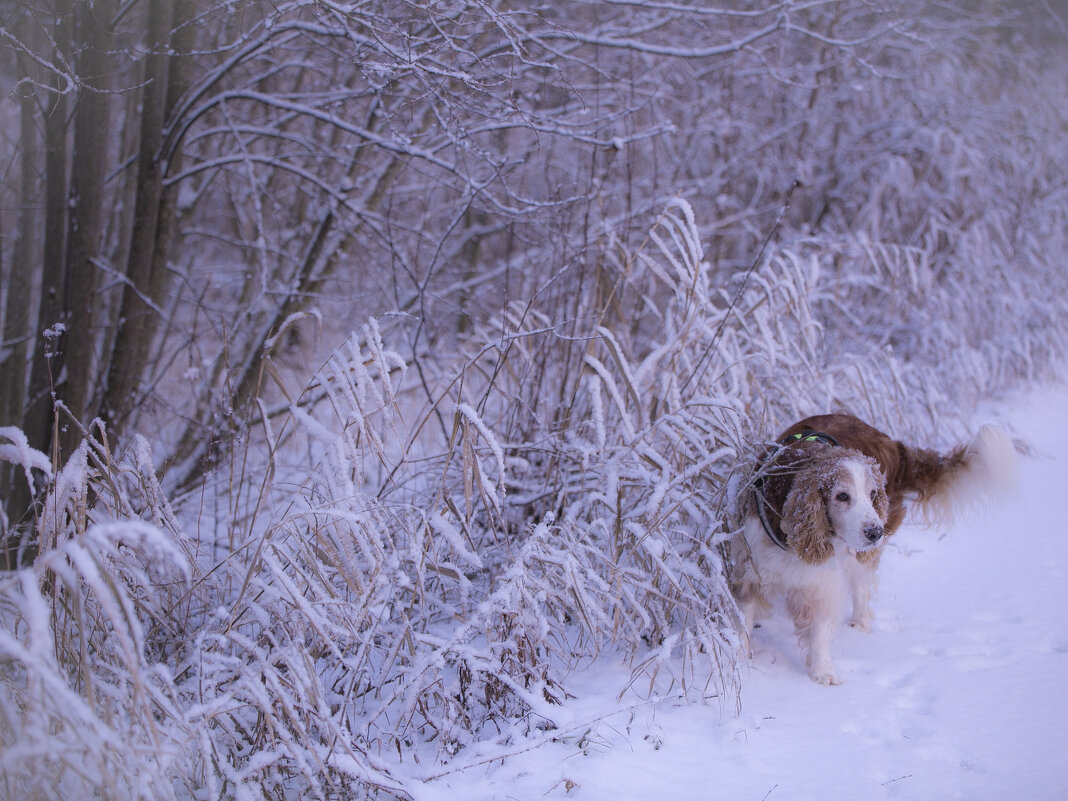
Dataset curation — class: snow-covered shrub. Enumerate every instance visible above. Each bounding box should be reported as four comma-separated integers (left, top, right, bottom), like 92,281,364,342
3,169,1065,795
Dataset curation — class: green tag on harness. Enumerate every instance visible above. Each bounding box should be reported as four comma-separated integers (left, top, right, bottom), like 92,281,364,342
786,430,842,448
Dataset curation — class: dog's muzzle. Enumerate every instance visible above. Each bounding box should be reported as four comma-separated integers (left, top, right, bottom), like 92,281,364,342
864,525,884,545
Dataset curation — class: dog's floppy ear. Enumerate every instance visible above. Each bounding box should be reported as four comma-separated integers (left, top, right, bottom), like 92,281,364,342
782,467,835,565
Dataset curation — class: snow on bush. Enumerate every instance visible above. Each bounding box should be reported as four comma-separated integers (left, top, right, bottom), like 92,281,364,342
2,14,1067,801
3,184,1064,797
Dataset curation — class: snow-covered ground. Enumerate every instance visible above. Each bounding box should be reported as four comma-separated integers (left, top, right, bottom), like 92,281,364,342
413,382,1068,801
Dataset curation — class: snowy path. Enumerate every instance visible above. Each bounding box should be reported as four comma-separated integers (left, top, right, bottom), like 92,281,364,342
415,383,1068,801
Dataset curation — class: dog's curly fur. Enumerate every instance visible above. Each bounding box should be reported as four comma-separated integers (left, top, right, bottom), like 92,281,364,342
732,413,1016,685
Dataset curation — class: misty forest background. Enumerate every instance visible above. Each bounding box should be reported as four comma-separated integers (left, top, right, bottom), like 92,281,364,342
0,1,1066,799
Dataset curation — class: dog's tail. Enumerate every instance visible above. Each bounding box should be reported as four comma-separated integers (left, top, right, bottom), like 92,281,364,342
900,424,1018,527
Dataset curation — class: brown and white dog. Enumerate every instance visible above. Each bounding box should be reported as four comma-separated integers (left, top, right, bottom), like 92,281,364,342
732,413,1016,685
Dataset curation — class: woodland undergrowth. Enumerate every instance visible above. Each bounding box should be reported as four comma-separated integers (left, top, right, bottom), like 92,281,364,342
2,28,1067,801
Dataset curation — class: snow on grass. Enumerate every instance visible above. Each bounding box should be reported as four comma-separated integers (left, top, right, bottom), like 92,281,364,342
411,380,1068,801
0,427,51,497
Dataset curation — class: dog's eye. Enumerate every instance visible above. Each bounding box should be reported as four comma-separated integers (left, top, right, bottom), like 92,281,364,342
835,492,850,503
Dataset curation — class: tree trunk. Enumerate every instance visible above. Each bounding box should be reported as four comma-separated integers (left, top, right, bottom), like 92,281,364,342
100,0,173,436
59,0,117,459
0,69,42,540
9,1,72,543
21,3,72,469
0,68,41,430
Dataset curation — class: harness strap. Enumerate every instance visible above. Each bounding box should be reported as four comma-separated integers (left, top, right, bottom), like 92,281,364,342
752,430,841,550
784,430,841,449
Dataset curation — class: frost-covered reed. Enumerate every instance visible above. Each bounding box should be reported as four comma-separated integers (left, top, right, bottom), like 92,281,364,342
3,183,1064,798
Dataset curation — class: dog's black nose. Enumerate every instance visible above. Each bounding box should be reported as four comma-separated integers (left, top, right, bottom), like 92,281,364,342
865,526,884,544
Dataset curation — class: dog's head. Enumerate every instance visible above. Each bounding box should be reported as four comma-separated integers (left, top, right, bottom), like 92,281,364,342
781,449,889,564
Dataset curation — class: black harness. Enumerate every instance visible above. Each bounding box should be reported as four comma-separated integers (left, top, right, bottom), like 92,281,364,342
752,430,841,550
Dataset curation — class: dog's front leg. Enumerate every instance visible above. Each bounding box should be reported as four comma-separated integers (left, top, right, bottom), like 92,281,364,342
787,586,841,686
847,550,880,632
734,590,767,658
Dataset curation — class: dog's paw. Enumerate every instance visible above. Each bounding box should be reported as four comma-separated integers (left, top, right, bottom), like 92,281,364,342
849,616,872,633
809,669,841,686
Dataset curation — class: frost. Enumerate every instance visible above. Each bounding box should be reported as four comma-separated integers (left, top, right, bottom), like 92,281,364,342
87,520,192,584
263,308,322,352
457,402,506,496
0,427,51,496
428,511,483,569
2,3,1065,797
